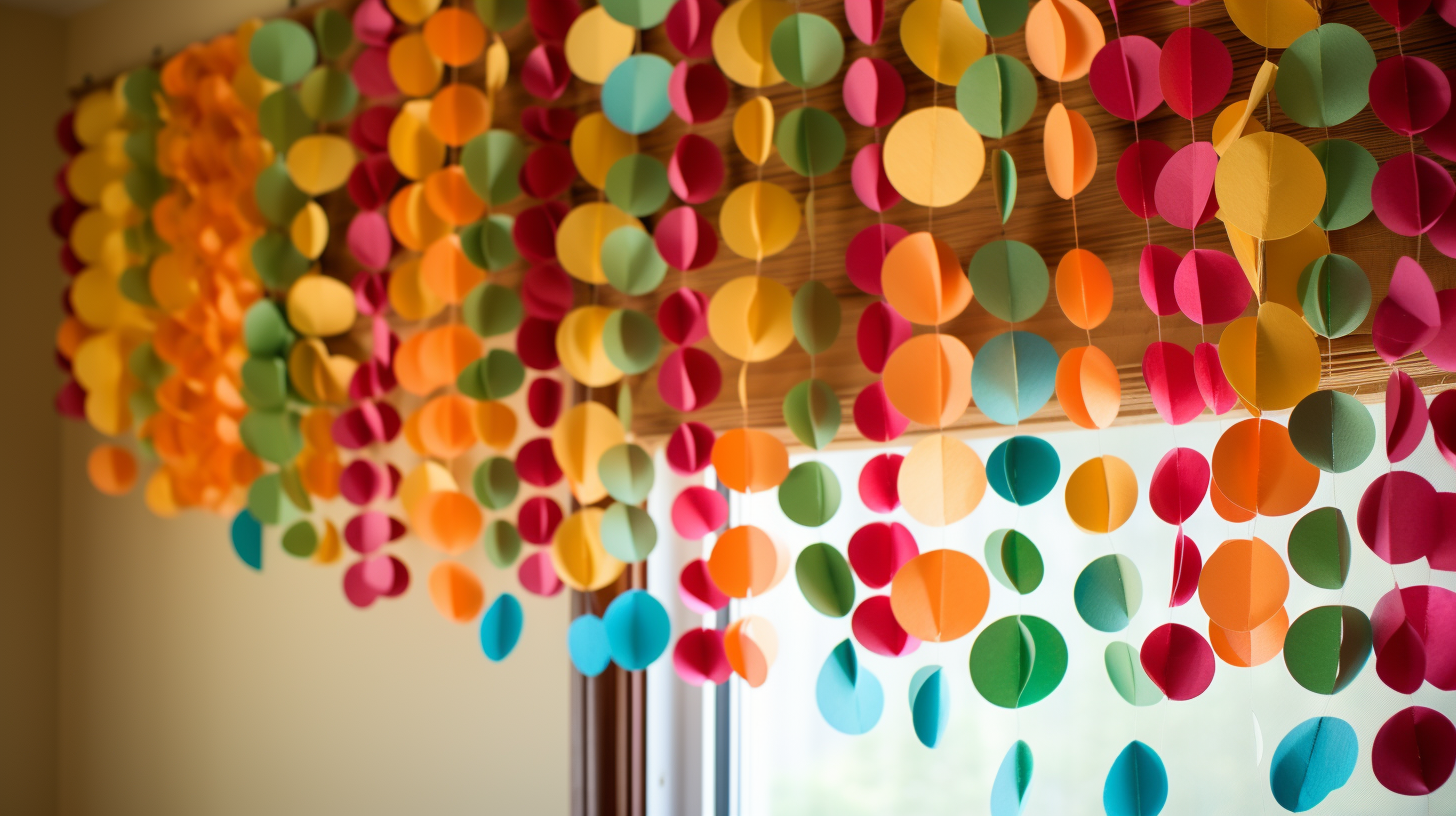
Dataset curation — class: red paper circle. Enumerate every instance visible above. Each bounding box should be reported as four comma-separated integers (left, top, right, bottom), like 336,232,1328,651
521,262,575,321
1117,140,1173,220
517,317,561,370
655,206,718,270
351,47,398,97
518,495,564,544
1143,341,1205,425
848,521,917,588
349,104,398,154
521,106,578,143
664,0,722,58
1372,153,1456,237
1372,585,1456,693
1173,248,1249,325
519,143,576,200
528,377,563,427
1373,707,1456,795
352,0,397,47
1090,35,1164,121
344,511,406,554
856,301,912,374
519,550,565,595
672,485,729,539
347,210,394,270
1370,56,1452,137
348,153,401,211
1154,141,1220,230
853,381,909,442
1141,622,1215,700
858,453,904,513
680,558,730,613
1193,341,1238,414
667,134,724,205
668,61,729,125
515,437,563,487
1159,27,1231,120
513,201,570,263
674,628,733,685
1387,368,1430,463
1170,532,1202,607
845,223,907,296
658,287,710,345
529,0,580,43
658,347,722,412
851,143,901,212
852,595,920,657
333,401,403,449
1149,447,1209,525
521,43,571,101
1358,471,1440,565
666,421,716,474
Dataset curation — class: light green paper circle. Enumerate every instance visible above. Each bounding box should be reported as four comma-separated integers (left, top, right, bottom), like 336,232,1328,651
957,54,1038,138
250,19,318,84
783,379,842,451
473,456,520,510
1275,23,1376,129
1284,605,1371,695
599,443,655,505
601,0,675,29
605,154,671,217
1104,642,1164,706
602,309,662,375
1310,140,1376,231
463,282,523,338
299,66,359,123
484,520,523,568
476,0,526,30
240,409,303,466
252,231,311,291
968,239,1048,322
601,227,668,296
770,13,845,89
601,502,657,563
241,356,288,411
775,107,846,178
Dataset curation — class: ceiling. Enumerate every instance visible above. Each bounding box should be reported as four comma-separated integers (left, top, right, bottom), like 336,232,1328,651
0,0,107,16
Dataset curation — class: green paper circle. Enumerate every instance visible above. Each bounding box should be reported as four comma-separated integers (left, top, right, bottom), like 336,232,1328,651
991,148,1018,224
255,159,309,228
779,461,841,527
984,529,1043,594
241,409,303,466
601,227,668,296
1073,554,1142,633
459,214,518,271
258,88,314,156
602,54,675,135
1104,642,1164,706
986,435,1060,506
605,154,671,217
247,473,285,525
1275,23,1376,129
124,164,166,209
122,68,163,124
601,502,657,563
1288,506,1351,590
1288,390,1375,473
599,443,655,505
124,127,159,167
282,520,318,558
252,230,311,291
279,466,312,514
782,379,842,451
473,457,520,510
963,0,1030,36
775,107,846,178
463,282,523,337
1283,605,1372,694
602,0,675,29
972,331,1059,426
244,300,296,358
484,520,523,568
250,19,318,84
970,615,1067,708
313,8,354,61
957,54,1038,138
461,130,526,206
1311,140,1376,231
968,240,1048,322
795,542,855,617
241,356,288,411
602,309,662,375
119,266,156,308
792,280,841,355
1297,254,1371,338
770,13,845,89
476,0,526,30
457,349,525,400
299,66,358,123
129,343,169,389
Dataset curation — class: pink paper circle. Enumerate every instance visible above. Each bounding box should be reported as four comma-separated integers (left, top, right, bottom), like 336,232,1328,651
1090,35,1164,121
658,287,710,345
518,496,564,544
347,210,394,270
352,0,397,47
1372,153,1456,237
1149,447,1209,525
674,628,733,685
351,47,397,97
343,560,379,607
853,381,909,442
1143,341,1205,426
1370,56,1452,137
1141,622,1215,700
515,437,563,487
519,551,565,596
844,0,884,44
1359,471,1440,565
340,460,394,505
521,106,578,143
1387,369,1430,463
655,206,718,270
1425,70,1456,162
528,377,563,427
664,0,722,58
845,223,907,296
1430,205,1456,261
856,300,912,374
521,43,570,101
666,421,716,475
848,521,918,588
1193,341,1237,414
680,558,730,613
1159,27,1231,120
55,381,84,419
668,61,729,125
1169,532,1202,607
1430,392,1456,472
1138,244,1183,316
672,486,729,539
1373,707,1456,795
858,453,903,513
520,262,574,321
1154,142,1220,230
1373,585,1456,693
517,317,561,370
349,358,397,401
658,347,721,412
1117,140,1173,220
842,57,904,128
1173,248,1248,325
519,143,576,200
333,401,403,449
851,143,901,212
667,134,724,205
348,153,401,211
344,511,406,554
1374,256,1442,363
852,595,920,657
352,271,390,316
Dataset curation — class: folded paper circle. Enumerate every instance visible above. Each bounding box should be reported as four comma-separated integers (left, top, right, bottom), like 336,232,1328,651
857,300,911,374
604,154,671,219
848,521,917,588
883,107,985,208
564,6,634,83
854,381,911,442
891,549,990,642
1369,56,1451,137
770,13,844,89
711,0,794,89
1276,25,1376,128
1054,249,1112,330
1159,26,1231,120
882,333,973,428
972,331,1059,426
1288,506,1352,590
1118,141,1173,219
568,614,612,676
1042,103,1096,200
668,61,729,125
897,434,986,526
601,308,662,375
666,421,716,475
599,442,654,505
1149,447,1209,525
484,520,522,568
553,508,626,591
1284,604,1370,694
797,544,855,617
1199,537,1289,632
1024,0,1103,82
718,182,800,260
1297,254,1370,338
600,503,658,563
970,615,1067,708
680,558,731,615
1371,152,1455,237
1155,141,1220,231
959,53,1038,138
1288,390,1375,473
709,525,787,597
1064,455,1137,534
852,595,920,657
815,639,883,735
655,206,718,271
1056,345,1121,430
774,107,845,178
657,347,721,412
986,436,1059,506
842,57,905,128
1357,471,1439,565
724,615,779,687
666,0,722,57
881,232,971,326
782,378,841,450
1211,418,1320,517
672,486,728,540
1089,35,1163,121
1105,642,1164,706
707,275,795,362
1372,707,1456,795
779,461,842,527
674,628,732,685
857,453,903,513
968,240,1049,323
556,305,624,388
711,428,789,493
571,112,635,189
1215,132,1327,241
985,529,1043,595
1075,554,1143,632
1140,623,1215,701
846,223,907,296
518,496,564,544
1218,302,1322,412
900,0,985,84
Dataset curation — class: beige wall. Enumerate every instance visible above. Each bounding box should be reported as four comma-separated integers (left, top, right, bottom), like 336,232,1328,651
0,7,67,816
52,2,571,814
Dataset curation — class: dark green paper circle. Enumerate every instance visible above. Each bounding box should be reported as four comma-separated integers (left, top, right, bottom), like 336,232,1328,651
1288,390,1375,473
456,349,525,400
984,529,1043,595
775,107,846,178
463,282,524,338
605,154,671,217
970,615,1067,708
792,280,841,355
796,542,855,617
473,456,520,510
1297,254,1370,338
779,461,841,527
1288,506,1351,590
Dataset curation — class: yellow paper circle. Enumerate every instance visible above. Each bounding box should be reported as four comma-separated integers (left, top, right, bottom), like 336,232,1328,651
387,0,442,24
712,0,794,88
286,134,356,196
1217,301,1321,412
289,201,329,259
388,182,452,251
1064,455,1138,534
68,209,117,265
900,0,986,84
399,462,459,518
719,181,801,260
66,149,121,205
74,89,121,147
883,107,985,208
733,97,775,166
571,112,636,190
897,433,987,527
565,6,634,84
286,274,357,337
707,275,796,362
1212,100,1265,156
551,508,626,591
389,33,443,97
387,257,445,321
1214,132,1327,241
388,99,446,181
70,268,124,330
556,202,643,284
557,305,626,388
552,401,627,505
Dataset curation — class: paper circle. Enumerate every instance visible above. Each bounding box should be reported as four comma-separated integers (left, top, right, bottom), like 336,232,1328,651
857,453,903,513
972,331,1059,426
1024,0,1102,82
986,436,1060,506
1159,26,1231,120
667,134,725,205
779,461,842,527
845,223,907,296
883,107,984,208
718,182,800,259
1288,390,1375,473
882,333,973,428
1276,25,1376,128
709,525,787,597
880,231,972,326
1064,455,1137,534
599,443,655,505
852,595,920,657
87,445,137,495
711,428,789,493
985,529,1044,595
770,13,844,89
557,203,643,285
890,549,990,642
1198,537,1289,632
671,486,728,539
655,206,718,270
600,503,658,563
601,308,663,374
897,434,987,526
602,53,674,134
1055,249,1113,330
1371,153,1455,237
657,347,721,412
796,543,855,617
571,112,635,189
968,240,1049,323
707,275,795,362
665,0,722,57
857,300,911,374
553,508,626,591
564,6,634,83
842,57,905,128
1358,471,1439,565
1057,344,1121,430
711,0,793,88
1211,418,1320,517
971,615,1067,708
1218,302,1322,412
900,0,985,84
1283,604,1370,693
1074,554,1143,632
1140,623,1215,701
680,558,730,613
250,19,318,84
666,421,716,475
1373,707,1456,795
1297,254,1371,338
1215,132,1327,241
854,382,910,442
1369,56,1451,137
782,378,841,450
775,106,845,178
1155,141,1220,231
519,496,564,545
1090,35,1163,121
552,402,626,504
848,522,917,588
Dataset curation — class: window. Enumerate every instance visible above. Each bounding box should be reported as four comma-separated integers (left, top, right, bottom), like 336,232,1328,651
646,406,1456,815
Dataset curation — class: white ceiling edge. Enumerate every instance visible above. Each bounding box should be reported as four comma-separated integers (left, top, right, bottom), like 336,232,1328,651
0,0,109,17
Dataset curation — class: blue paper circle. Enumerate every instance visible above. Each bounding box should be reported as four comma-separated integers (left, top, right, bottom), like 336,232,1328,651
601,54,675,135
568,614,612,677
603,589,670,671
908,665,950,748
1270,717,1359,812
1104,740,1167,816
815,639,884,735
230,509,263,570
987,435,1061,505
972,331,1059,425
480,593,524,662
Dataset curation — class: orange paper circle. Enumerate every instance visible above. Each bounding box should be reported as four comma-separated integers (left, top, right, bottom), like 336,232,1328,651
389,33,444,97
424,166,487,226
429,83,491,146
1055,345,1121,429
890,549,990,642
389,182,452,250
1210,606,1288,666
417,394,477,459
1055,248,1113,330
881,232,973,326
1199,538,1290,633
415,491,483,556
428,560,485,622
708,525,788,598
1211,418,1319,517
87,444,138,495
472,400,518,450
724,615,779,687
421,234,484,304
423,7,486,66
882,333,973,428
706,275,796,363
1024,0,1104,82
711,428,790,493
1064,455,1138,533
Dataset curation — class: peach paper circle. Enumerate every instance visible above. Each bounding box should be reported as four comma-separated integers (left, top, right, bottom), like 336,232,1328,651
897,433,986,526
